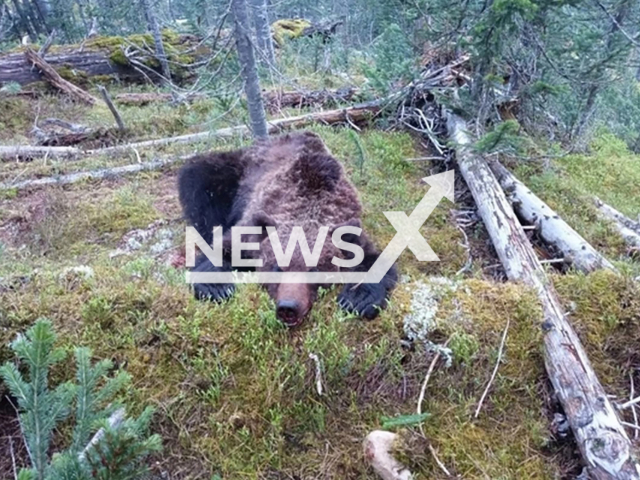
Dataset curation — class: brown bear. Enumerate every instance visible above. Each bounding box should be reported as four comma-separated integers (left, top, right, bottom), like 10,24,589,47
178,131,397,327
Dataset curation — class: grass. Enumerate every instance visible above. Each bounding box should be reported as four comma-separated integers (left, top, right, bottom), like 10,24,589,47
1,90,640,478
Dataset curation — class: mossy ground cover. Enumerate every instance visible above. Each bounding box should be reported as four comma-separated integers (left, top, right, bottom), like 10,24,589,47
1,89,640,478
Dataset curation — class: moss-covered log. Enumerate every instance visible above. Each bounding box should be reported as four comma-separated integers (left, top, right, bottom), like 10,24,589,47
0,31,208,86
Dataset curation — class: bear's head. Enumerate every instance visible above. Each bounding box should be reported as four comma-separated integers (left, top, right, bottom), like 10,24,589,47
246,213,360,327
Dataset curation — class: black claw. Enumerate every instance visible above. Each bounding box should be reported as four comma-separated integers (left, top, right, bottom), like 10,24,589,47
338,282,388,319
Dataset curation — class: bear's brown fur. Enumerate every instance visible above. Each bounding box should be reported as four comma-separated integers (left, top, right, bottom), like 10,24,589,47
178,131,397,326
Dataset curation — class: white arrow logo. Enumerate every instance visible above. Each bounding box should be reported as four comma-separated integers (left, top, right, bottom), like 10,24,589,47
187,170,455,284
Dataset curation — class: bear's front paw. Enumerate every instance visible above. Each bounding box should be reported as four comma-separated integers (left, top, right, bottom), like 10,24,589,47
337,283,388,320
193,282,235,302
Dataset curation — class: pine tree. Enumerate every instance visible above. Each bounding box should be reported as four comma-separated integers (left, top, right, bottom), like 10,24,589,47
0,319,161,480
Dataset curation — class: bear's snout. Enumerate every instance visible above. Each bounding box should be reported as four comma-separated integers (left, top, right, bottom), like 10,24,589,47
276,299,303,326
275,283,312,327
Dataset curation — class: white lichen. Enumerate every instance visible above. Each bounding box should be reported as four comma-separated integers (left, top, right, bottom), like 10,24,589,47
402,277,459,366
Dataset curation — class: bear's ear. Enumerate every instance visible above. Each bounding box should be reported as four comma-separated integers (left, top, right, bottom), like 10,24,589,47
293,152,342,192
249,211,278,241
330,218,363,245
251,211,278,229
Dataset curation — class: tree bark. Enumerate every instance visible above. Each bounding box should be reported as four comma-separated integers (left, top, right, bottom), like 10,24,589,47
0,48,136,85
0,145,81,160
488,159,617,273
24,47,99,105
97,85,126,131
594,197,640,251
141,0,172,84
0,33,204,86
448,113,639,480
231,0,268,139
249,0,275,66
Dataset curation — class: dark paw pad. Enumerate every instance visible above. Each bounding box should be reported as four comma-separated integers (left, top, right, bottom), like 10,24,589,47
193,282,235,302
337,283,387,319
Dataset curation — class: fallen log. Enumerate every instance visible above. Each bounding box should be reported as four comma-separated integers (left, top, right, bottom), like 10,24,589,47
24,48,99,105
0,158,180,191
0,33,207,86
0,101,381,161
271,19,342,47
448,113,639,480
263,87,358,112
84,102,384,154
594,197,640,251
488,159,617,273
114,92,205,106
0,145,82,160
94,101,380,154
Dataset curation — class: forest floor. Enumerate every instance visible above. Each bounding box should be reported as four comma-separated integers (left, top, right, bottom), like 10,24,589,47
0,84,639,479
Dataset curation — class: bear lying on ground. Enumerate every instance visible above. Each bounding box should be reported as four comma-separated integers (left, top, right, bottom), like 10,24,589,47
178,131,397,327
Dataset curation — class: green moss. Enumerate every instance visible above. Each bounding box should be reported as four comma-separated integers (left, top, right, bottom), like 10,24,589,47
87,31,197,76
0,188,17,200
7,128,625,478
55,65,89,86
272,19,312,47
553,270,640,390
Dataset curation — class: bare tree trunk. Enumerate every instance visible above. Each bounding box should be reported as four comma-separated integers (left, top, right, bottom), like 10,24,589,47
448,113,639,480
231,0,268,139
249,0,275,66
489,159,617,273
141,0,172,85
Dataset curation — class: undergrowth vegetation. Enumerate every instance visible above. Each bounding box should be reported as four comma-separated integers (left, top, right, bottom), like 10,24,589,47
1,108,639,477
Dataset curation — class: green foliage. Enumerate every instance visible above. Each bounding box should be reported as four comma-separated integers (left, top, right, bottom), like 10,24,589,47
449,331,480,364
0,320,74,477
0,319,160,480
473,120,528,155
364,23,417,94
381,413,431,430
0,82,22,95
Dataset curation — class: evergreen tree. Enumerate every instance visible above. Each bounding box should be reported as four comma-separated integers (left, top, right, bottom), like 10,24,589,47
0,319,161,480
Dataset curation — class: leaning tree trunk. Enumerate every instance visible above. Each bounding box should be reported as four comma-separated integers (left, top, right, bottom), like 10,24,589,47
231,0,268,139
448,113,639,480
141,0,172,84
250,0,276,66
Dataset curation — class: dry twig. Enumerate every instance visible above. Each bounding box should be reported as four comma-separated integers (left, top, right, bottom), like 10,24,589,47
474,319,510,419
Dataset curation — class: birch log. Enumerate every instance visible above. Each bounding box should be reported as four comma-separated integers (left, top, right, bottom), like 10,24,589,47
0,145,82,160
0,102,381,161
0,158,179,191
448,113,639,480
488,159,617,273
594,198,640,250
